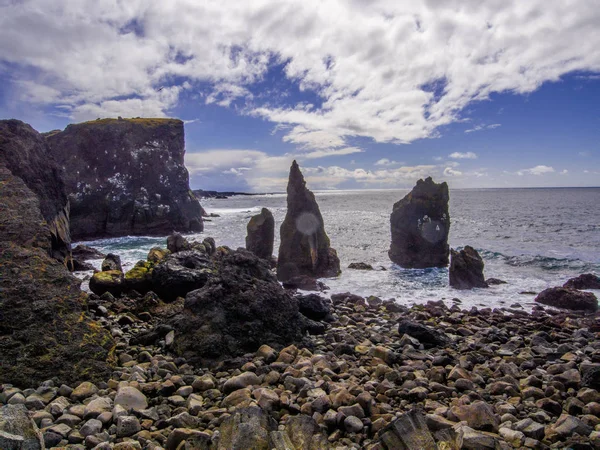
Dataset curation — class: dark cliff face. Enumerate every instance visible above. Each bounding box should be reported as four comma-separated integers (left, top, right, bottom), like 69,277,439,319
0,120,114,387
277,161,341,281
46,118,204,239
0,119,71,262
389,177,450,268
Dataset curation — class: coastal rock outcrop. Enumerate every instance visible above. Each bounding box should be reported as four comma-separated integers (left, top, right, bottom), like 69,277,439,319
0,119,71,263
389,177,450,268
45,118,204,239
0,127,114,387
535,287,598,312
277,161,340,282
564,273,600,290
449,246,489,289
168,247,306,365
246,207,275,260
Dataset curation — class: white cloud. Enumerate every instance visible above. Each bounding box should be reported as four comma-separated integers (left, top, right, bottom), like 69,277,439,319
443,167,463,177
375,158,402,166
303,146,364,159
449,152,478,160
1,0,599,151
517,165,555,176
465,124,501,133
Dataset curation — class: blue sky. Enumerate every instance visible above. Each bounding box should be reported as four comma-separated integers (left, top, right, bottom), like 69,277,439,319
1,1,599,191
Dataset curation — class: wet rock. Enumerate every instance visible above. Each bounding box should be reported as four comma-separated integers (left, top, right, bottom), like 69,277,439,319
277,160,340,282
0,404,44,449
246,208,275,260
534,287,598,312
147,246,170,263
389,177,450,268
486,278,507,285
397,320,452,348
72,244,105,261
167,232,191,254
46,118,204,239
449,246,488,289
101,253,122,272
564,273,600,290
348,262,374,270
281,275,329,291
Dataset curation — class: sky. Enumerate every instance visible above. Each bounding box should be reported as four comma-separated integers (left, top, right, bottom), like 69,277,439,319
1,0,599,192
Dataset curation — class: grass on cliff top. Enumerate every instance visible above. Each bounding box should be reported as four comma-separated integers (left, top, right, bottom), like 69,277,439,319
78,117,181,127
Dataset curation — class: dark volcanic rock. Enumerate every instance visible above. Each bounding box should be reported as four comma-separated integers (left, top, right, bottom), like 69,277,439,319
167,232,191,253
486,278,507,285
389,177,450,268
348,262,374,270
296,294,332,321
0,119,71,263
564,273,600,290
449,246,489,289
151,250,213,302
45,118,204,239
277,161,341,282
281,275,329,292
72,244,105,261
246,207,275,260
169,248,304,364
0,156,114,387
0,404,44,449
398,319,452,348
101,253,122,272
89,270,125,296
534,287,598,312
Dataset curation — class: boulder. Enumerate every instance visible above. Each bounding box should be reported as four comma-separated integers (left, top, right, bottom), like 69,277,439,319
277,161,340,282
389,177,450,268
167,232,191,254
124,260,154,294
169,248,304,365
281,275,329,291
246,207,275,260
151,250,213,302
534,287,598,312
348,262,374,270
449,246,489,289
378,409,436,450
71,244,105,261
0,404,44,450
398,319,452,348
296,294,332,321
147,246,170,263
101,253,122,272
563,273,600,290
0,124,114,387
45,118,204,239
89,270,125,296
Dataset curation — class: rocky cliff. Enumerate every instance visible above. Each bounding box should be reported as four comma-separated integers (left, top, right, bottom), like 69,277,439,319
46,118,204,239
277,161,340,282
0,120,71,262
0,120,114,387
389,177,450,268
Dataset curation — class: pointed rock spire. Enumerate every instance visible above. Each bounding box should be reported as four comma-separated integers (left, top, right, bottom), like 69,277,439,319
277,161,341,282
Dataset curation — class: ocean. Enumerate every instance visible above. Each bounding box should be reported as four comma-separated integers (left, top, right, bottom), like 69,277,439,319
77,187,600,311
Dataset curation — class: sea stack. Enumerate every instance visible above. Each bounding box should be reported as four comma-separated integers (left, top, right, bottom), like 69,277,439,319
246,207,275,260
0,119,114,387
449,246,489,289
277,161,341,282
45,117,204,240
389,177,450,268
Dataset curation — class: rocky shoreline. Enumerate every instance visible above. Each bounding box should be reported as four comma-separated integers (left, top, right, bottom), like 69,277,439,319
3,270,600,449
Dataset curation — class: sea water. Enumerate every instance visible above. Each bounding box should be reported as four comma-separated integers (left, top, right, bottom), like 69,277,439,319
78,187,600,311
